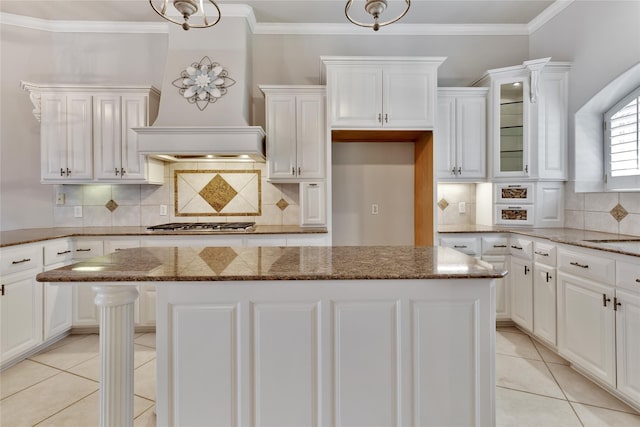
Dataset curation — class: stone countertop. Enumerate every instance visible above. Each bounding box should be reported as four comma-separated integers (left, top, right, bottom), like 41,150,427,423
438,225,640,257
0,225,328,248
36,246,506,282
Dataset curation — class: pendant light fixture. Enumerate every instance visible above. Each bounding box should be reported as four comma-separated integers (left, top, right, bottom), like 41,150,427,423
345,0,410,31
149,0,221,30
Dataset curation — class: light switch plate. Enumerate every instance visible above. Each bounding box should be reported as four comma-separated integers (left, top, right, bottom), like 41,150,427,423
56,192,65,205
371,204,379,215
160,205,168,216
459,202,466,213
74,206,83,218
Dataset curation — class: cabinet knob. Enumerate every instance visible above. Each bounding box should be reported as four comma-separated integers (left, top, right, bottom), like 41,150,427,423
1,284,4,296
614,297,622,311
384,113,388,123
115,168,119,176
451,167,457,175
121,168,126,176
603,294,611,307
457,167,462,175
66,168,71,177
524,265,530,275
378,113,382,123
60,168,65,177
291,167,295,176
524,165,529,173
298,167,301,176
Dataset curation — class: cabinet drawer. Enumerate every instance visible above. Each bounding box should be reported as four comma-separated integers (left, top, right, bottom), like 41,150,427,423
495,183,534,204
73,240,104,260
481,236,510,255
495,205,534,226
557,248,615,285
44,239,73,266
510,237,533,259
0,246,42,276
616,260,640,292
533,242,556,266
439,237,481,256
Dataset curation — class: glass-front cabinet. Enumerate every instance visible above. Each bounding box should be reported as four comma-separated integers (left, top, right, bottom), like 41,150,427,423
498,79,528,176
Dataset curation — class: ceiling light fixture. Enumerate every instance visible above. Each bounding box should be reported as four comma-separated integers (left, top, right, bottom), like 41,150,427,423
149,0,221,30
345,0,410,31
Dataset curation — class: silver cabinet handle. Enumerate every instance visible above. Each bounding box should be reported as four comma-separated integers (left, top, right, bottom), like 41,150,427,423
570,261,589,269
56,250,71,255
11,258,31,264
535,251,549,256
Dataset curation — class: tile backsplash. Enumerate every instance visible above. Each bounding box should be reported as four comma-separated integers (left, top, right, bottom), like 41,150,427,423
437,183,477,226
565,182,640,236
53,162,300,227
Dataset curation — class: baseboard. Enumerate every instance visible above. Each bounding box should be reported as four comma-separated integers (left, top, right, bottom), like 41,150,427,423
0,330,71,371
71,326,156,334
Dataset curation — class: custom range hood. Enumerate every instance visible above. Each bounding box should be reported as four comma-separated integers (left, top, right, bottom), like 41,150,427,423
135,12,265,162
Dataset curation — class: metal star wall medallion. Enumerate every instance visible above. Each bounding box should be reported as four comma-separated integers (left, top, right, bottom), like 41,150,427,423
172,56,235,111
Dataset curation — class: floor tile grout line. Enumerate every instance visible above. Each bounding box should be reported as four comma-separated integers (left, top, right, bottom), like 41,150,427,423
567,398,640,416
496,385,578,404
30,388,98,427
0,370,65,402
495,351,543,362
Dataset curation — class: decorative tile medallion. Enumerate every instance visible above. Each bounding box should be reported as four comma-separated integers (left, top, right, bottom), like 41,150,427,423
175,169,261,217
437,198,449,211
610,203,628,222
105,200,119,212
276,198,289,211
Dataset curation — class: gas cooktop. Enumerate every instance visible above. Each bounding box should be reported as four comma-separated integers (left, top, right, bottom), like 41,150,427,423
147,222,256,232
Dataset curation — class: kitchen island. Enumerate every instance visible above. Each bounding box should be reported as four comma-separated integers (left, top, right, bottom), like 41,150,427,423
38,245,506,427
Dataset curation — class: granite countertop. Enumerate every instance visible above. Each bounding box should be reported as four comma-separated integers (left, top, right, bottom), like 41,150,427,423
438,225,640,257
0,225,328,248
36,246,507,282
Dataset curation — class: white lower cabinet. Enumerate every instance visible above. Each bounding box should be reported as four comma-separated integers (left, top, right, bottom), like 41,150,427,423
0,269,43,365
483,255,509,320
557,271,616,387
300,182,326,227
509,256,533,332
532,262,556,346
72,239,104,328
43,239,74,340
137,285,157,326
0,244,44,366
615,260,640,404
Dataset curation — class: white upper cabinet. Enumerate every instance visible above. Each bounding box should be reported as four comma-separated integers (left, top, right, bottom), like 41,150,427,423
474,58,570,180
260,86,326,182
94,92,161,183
21,82,162,184
436,88,487,180
39,93,93,182
323,57,445,130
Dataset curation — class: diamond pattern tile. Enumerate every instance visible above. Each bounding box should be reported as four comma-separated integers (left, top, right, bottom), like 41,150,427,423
276,198,289,211
199,174,238,212
438,198,449,211
105,200,118,212
610,203,628,222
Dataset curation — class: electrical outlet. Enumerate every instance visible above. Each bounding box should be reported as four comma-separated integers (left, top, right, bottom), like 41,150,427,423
458,202,466,213
160,204,168,216
56,192,65,205
74,206,83,218
371,204,379,215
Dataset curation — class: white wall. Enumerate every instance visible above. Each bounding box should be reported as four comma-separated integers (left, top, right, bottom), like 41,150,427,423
332,142,414,246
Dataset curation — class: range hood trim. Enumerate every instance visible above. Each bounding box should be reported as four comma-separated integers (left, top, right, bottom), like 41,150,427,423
133,126,266,162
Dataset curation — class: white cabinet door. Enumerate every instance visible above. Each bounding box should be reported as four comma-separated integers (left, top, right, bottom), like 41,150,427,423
266,95,297,179
138,285,157,326
0,271,43,364
328,66,383,128
436,95,457,178
93,94,122,180
120,95,147,181
40,93,93,181
536,70,569,180
483,255,509,320
296,94,326,179
557,272,615,386
384,67,435,129
533,262,556,346
456,94,486,178
263,87,326,182
510,256,533,332
615,289,640,404
300,182,326,227
103,239,140,254
43,281,73,340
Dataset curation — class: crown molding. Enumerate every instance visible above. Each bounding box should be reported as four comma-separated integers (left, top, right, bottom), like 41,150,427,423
253,22,530,36
1,1,573,36
528,0,575,34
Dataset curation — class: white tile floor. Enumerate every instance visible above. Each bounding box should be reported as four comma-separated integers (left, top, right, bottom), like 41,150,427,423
1,328,639,426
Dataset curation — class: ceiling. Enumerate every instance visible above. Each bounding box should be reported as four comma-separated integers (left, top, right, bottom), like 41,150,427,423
0,0,560,27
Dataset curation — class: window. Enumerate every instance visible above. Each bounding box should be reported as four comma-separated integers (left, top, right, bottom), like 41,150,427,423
604,85,640,190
